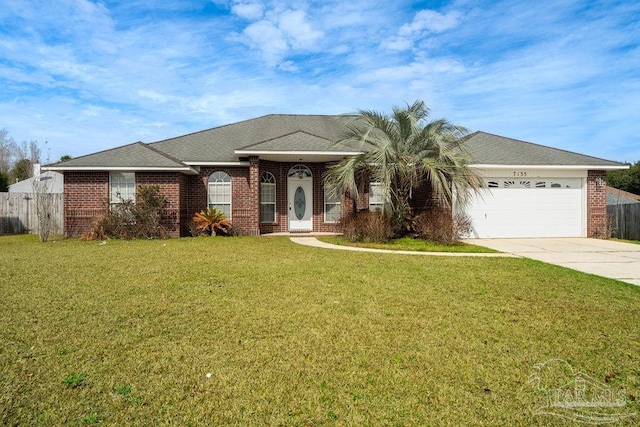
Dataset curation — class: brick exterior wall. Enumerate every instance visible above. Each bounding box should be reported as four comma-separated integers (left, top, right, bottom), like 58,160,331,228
587,170,608,238
64,172,109,237
63,166,610,238
255,161,342,234
136,172,185,237
186,166,257,236
64,171,186,237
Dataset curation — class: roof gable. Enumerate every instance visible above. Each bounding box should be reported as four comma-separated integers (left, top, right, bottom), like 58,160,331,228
237,130,365,154
149,114,353,163
462,131,623,167
47,141,197,172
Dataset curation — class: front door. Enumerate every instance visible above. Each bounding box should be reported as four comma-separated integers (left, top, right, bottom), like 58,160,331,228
288,165,313,231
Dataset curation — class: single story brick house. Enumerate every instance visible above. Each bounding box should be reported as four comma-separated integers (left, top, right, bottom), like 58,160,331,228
45,114,625,239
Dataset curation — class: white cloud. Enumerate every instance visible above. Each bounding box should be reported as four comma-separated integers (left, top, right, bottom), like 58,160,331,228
382,8,460,51
278,10,323,49
0,0,638,164
242,20,289,66
230,0,264,20
278,60,299,72
231,0,324,67
399,9,460,36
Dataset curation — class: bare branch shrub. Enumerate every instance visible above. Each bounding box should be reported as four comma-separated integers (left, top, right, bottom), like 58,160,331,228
32,176,53,242
341,210,393,242
84,185,173,240
413,209,472,244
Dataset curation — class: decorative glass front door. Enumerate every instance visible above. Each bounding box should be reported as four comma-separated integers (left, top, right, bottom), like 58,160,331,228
288,165,313,231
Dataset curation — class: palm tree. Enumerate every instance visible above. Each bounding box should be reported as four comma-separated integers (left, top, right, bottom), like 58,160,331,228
325,100,482,232
192,207,232,236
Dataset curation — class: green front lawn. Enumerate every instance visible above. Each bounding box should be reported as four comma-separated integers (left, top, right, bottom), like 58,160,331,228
1,235,639,425
317,235,498,253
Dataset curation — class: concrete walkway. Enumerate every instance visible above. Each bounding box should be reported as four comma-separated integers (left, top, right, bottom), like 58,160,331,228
290,237,517,257
467,238,640,286
290,236,640,286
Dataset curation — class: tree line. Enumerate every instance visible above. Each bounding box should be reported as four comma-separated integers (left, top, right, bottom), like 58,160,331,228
607,161,640,196
0,128,71,192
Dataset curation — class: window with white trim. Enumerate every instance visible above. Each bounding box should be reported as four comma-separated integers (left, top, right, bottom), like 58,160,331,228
208,171,231,218
369,182,385,211
260,172,276,223
324,185,341,223
110,172,135,204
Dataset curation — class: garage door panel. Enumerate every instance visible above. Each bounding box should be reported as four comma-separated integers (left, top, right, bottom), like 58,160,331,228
466,179,583,238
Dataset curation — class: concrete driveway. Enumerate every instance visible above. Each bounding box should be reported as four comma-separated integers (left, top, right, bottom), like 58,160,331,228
467,238,640,286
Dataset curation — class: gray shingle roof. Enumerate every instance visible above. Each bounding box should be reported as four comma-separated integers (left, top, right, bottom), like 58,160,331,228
49,142,194,169
150,114,355,163
606,187,640,205
45,117,626,172
237,130,362,153
462,131,623,167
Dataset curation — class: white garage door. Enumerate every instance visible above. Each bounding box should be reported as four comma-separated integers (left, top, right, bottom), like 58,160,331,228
466,178,583,238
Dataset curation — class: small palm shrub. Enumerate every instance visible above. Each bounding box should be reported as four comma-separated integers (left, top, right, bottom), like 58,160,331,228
412,209,472,244
192,208,232,236
341,210,393,243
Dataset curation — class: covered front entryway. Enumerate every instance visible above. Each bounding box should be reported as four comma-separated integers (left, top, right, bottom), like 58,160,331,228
467,177,585,238
287,165,313,231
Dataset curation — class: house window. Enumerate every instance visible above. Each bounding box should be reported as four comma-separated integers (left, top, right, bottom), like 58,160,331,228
110,172,135,204
208,171,231,218
324,185,341,223
369,182,385,211
260,172,276,223
288,164,312,178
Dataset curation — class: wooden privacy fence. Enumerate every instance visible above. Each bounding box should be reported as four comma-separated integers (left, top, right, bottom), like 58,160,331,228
0,192,63,235
608,203,640,241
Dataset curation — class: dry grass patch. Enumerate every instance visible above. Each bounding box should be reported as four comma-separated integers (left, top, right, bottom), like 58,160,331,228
1,235,639,425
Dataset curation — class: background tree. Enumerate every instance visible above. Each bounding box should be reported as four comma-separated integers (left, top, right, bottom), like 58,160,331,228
607,161,640,195
325,100,482,235
0,171,8,192
59,155,72,162
0,128,17,176
11,158,33,182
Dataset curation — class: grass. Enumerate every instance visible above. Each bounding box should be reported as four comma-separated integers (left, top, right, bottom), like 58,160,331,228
1,234,639,425
614,238,640,245
317,235,498,253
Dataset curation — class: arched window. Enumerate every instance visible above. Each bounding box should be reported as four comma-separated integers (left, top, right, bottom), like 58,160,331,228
208,171,231,218
260,172,276,223
288,164,312,178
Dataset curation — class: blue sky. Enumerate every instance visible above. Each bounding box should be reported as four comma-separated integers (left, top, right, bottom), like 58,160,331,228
1,0,639,163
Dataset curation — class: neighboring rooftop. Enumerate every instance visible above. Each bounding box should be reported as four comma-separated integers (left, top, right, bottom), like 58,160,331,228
607,186,640,205
8,171,63,193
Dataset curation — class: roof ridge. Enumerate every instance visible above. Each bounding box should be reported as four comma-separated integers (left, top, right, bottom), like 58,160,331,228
143,141,191,167
458,130,481,143
148,113,352,146
45,141,145,167
237,129,331,151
